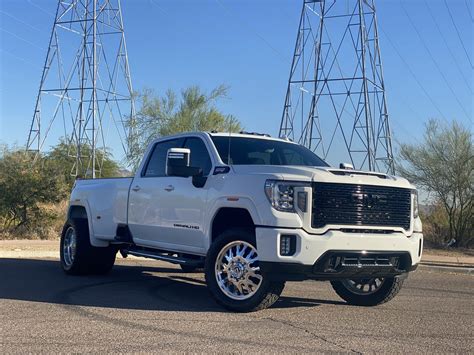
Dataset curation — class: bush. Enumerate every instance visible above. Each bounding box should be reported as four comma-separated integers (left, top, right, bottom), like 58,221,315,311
420,203,451,248
0,201,68,240
398,120,473,248
0,146,68,239
0,141,121,240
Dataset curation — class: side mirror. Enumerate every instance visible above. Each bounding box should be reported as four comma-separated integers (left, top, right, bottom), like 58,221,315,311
339,162,354,170
166,148,202,177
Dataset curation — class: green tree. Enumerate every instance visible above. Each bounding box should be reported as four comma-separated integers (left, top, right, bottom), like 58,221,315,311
46,139,121,187
0,146,66,232
127,85,242,168
397,119,473,247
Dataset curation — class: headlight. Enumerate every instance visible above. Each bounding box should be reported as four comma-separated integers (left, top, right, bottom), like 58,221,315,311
264,180,310,212
412,190,419,218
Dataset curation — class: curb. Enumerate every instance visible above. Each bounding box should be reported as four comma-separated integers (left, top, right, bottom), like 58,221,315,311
418,263,474,275
421,261,474,268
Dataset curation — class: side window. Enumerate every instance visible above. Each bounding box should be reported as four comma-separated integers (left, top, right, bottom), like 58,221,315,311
183,137,212,176
143,138,184,177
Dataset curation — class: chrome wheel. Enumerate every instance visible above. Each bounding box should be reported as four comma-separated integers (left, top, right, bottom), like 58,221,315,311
63,227,77,267
342,278,385,295
215,241,263,300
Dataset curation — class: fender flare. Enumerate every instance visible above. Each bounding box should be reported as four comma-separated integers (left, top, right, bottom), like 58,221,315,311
67,201,109,247
205,196,262,248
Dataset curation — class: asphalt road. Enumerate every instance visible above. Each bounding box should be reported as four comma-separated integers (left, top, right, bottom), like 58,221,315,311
1,258,473,353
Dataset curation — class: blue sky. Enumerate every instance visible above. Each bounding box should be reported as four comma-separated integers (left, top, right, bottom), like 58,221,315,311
0,0,472,166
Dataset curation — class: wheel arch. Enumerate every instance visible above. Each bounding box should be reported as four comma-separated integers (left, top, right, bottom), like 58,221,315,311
68,205,88,220
210,207,256,244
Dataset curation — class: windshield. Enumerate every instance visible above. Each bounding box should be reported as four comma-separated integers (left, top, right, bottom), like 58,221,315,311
211,136,329,167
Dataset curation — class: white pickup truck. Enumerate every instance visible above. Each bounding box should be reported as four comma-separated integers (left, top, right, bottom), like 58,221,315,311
61,132,423,312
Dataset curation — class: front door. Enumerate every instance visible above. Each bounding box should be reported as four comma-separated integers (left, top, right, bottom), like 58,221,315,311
158,137,213,251
128,136,212,253
128,138,184,250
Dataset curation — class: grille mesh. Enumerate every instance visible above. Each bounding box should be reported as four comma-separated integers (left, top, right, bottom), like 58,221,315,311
312,183,411,230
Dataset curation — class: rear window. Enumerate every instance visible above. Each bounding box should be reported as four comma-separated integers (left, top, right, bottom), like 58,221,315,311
211,136,329,167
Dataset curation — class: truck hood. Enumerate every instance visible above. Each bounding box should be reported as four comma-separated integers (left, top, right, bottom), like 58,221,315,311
230,165,414,189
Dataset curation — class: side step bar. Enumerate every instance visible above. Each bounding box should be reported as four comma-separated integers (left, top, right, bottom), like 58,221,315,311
121,248,203,267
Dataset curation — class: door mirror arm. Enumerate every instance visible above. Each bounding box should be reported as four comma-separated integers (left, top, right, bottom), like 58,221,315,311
192,171,207,188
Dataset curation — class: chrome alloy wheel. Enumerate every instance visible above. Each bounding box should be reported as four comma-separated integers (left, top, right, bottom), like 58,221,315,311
63,227,77,267
215,241,263,300
342,278,385,295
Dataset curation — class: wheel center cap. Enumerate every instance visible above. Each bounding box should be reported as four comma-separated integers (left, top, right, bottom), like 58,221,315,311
230,261,245,279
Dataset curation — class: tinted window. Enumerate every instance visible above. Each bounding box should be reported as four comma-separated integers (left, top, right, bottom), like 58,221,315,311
184,137,212,176
211,137,329,167
143,138,184,177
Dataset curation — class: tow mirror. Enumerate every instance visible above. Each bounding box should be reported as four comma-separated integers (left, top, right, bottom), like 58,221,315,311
339,162,354,170
166,148,202,177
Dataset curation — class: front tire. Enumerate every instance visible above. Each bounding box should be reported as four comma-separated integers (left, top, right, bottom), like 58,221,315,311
60,218,117,275
204,228,285,312
331,277,404,306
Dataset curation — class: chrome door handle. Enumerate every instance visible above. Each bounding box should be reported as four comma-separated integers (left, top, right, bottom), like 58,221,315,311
164,185,174,192
132,185,141,192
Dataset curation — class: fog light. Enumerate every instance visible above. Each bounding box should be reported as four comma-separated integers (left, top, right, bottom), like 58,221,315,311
280,234,296,256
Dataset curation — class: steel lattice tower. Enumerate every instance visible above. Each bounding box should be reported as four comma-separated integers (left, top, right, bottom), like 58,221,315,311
26,0,135,178
280,0,394,173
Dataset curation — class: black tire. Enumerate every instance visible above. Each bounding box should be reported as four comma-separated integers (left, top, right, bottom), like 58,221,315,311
204,228,285,312
330,277,404,306
60,218,117,275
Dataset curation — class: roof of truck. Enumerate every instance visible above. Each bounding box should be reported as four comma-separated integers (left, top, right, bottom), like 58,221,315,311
208,131,296,144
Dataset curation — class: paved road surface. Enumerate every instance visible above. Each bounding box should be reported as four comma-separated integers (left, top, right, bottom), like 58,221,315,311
1,258,472,353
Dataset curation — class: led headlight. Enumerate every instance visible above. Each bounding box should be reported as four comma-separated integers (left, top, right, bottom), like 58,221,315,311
412,190,419,218
264,180,310,212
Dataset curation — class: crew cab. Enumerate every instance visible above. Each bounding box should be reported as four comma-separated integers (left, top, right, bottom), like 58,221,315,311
60,132,423,312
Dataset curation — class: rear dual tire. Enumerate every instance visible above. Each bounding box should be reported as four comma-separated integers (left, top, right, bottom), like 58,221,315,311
60,218,117,275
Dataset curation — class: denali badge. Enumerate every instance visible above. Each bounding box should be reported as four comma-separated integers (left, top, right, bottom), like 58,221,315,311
173,223,200,230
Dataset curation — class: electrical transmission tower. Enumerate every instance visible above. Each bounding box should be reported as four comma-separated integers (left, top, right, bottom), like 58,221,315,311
26,0,135,178
280,0,394,173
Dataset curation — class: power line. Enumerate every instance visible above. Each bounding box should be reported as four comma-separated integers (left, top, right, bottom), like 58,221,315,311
444,0,473,69
465,0,474,22
0,48,42,69
149,0,171,17
379,27,448,123
0,10,44,32
0,27,44,51
423,0,472,95
215,0,289,63
400,1,471,122
27,0,55,17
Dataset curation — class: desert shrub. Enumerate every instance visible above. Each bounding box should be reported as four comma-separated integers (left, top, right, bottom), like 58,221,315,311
420,203,451,248
398,120,473,248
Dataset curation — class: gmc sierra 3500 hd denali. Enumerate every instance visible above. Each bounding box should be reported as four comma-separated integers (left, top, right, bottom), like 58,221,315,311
61,132,423,312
